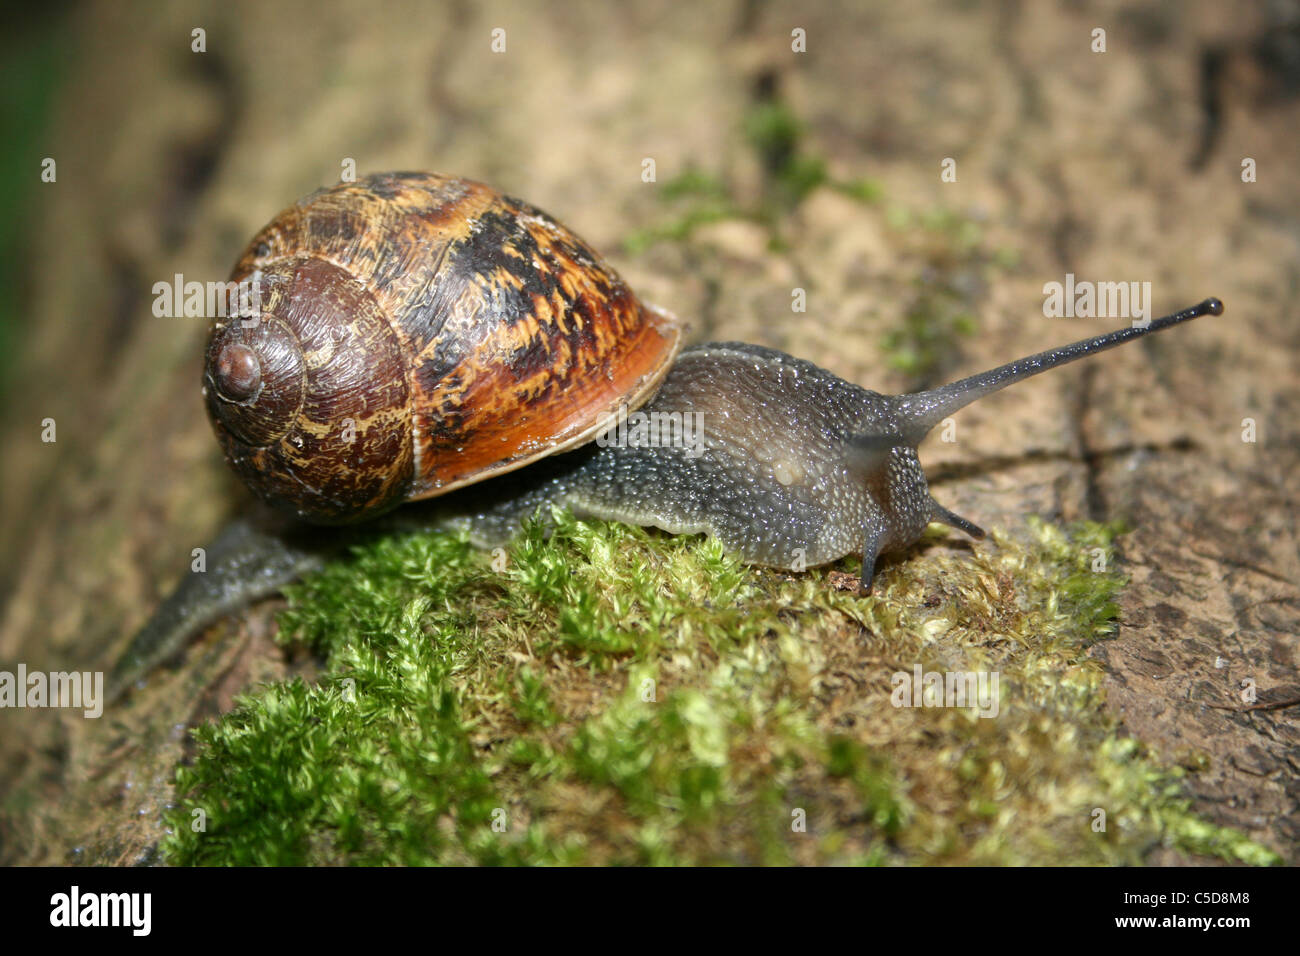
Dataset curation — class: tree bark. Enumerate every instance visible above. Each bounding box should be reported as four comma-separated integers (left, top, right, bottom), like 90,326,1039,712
1,0,1296,863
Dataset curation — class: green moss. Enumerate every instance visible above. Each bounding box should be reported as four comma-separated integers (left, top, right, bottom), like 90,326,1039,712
161,512,1279,866
622,203,736,255
623,102,882,254
658,167,731,202
835,177,884,204
876,207,1019,383
880,292,978,379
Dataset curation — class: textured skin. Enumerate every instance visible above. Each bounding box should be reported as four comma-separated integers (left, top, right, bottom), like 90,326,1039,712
106,514,339,702
460,344,941,571
455,298,1224,574
205,172,683,523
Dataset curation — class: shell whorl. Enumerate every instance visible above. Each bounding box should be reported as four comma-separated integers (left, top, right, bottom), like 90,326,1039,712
205,256,414,523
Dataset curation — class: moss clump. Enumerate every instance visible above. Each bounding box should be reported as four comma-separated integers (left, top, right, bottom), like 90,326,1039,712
880,291,978,381
622,167,739,255
622,101,882,254
161,512,1279,866
877,208,1010,384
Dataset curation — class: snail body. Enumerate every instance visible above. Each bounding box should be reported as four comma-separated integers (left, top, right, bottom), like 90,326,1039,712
461,343,939,573
460,299,1222,590
109,171,1223,699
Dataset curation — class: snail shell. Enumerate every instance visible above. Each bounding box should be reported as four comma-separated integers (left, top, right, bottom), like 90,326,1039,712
203,172,683,524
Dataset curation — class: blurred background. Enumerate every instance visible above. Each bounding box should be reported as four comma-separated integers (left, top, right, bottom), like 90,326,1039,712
0,0,1297,863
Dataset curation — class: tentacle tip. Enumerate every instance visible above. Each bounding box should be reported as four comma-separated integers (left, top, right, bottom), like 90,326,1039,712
858,560,876,594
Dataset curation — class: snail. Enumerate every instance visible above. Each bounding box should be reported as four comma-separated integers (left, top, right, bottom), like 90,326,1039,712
109,171,1224,699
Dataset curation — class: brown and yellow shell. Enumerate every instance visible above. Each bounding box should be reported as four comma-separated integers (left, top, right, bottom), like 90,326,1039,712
203,172,683,524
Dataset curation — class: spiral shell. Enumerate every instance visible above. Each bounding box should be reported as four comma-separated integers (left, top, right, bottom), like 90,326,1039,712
204,172,683,523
